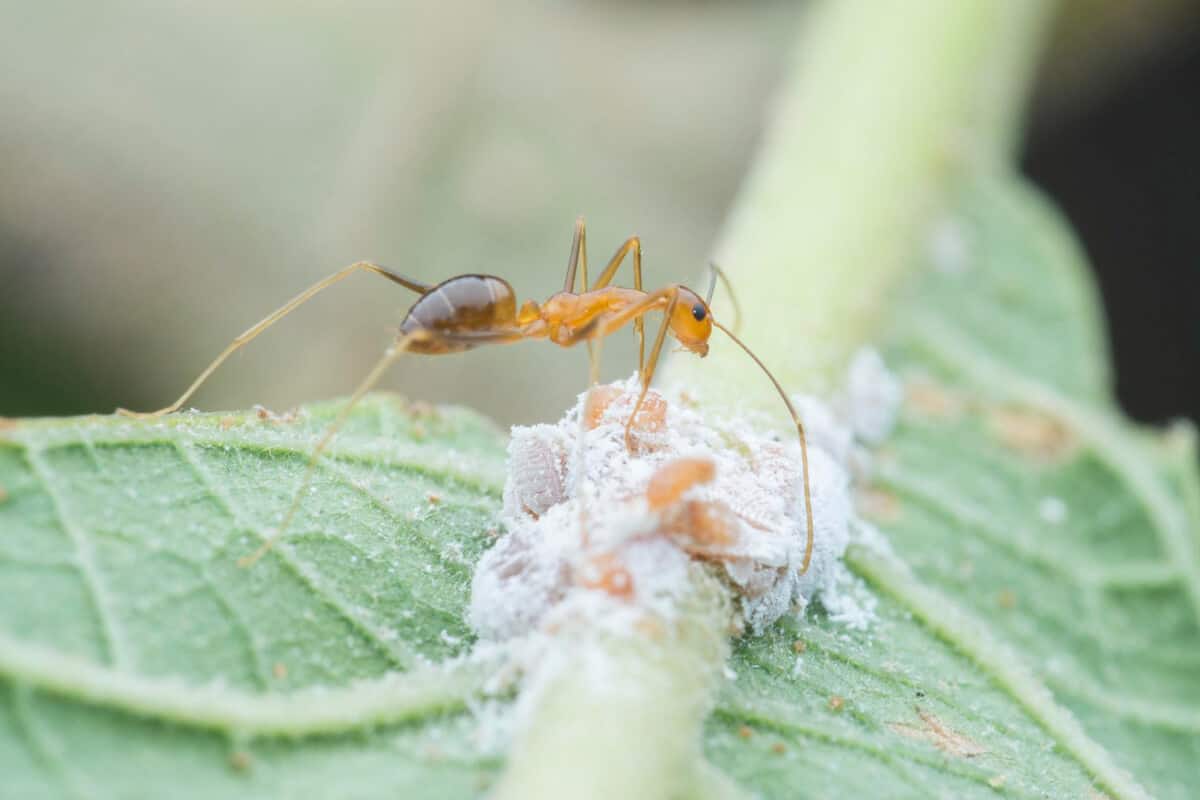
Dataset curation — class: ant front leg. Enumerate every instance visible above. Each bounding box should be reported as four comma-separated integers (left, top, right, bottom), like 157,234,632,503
565,287,676,451
623,292,678,451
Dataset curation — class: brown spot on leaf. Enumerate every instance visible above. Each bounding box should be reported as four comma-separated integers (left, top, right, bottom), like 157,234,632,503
857,486,901,523
828,695,845,712
889,709,986,758
229,751,252,772
272,662,288,680
987,405,1076,462
252,405,300,425
792,639,807,655
0,485,8,505
771,742,787,755
905,377,964,420
737,725,753,739
219,415,237,431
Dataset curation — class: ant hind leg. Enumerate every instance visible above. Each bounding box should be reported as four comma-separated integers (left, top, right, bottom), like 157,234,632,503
118,261,427,419
237,329,432,568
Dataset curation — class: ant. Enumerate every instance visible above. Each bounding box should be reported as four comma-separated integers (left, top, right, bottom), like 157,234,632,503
119,217,815,571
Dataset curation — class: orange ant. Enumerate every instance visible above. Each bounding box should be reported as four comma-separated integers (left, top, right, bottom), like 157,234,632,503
119,217,814,570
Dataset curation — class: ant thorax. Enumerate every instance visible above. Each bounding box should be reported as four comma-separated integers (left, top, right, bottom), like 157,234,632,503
538,288,654,346
469,358,899,642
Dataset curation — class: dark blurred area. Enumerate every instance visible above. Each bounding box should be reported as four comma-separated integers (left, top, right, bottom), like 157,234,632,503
1025,28,1200,425
1,2,1197,426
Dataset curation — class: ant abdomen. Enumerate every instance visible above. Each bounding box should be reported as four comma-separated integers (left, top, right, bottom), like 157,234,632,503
399,274,517,352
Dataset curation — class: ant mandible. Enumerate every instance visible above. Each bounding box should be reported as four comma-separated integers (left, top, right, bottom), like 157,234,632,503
119,217,815,571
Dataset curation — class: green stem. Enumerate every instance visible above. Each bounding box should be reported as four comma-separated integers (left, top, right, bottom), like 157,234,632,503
490,569,736,800
668,0,1056,402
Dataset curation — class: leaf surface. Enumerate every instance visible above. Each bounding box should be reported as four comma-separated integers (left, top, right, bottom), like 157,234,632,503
0,400,508,797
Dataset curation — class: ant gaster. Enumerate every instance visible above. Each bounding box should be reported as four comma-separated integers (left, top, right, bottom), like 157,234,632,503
120,218,815,571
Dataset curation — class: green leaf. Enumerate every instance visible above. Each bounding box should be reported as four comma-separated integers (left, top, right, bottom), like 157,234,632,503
0,398,511,798
704,176,1199,800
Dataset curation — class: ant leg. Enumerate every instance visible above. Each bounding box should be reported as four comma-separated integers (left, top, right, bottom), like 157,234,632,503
582,327,604,429
561,217,601,377
580,220,590,293
622,292,679,451
590,237,642,291
577,334,606,549
553,287,672,448
584,335,600,387
591,237,645,374
562,216,590,293
118,262,429,419
237,329,433,567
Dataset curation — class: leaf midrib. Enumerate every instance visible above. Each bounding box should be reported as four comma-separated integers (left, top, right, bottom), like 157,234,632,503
0,631,490,737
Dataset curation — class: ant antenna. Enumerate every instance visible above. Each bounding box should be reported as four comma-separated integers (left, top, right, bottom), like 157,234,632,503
706,263,743,335
712,320,814,574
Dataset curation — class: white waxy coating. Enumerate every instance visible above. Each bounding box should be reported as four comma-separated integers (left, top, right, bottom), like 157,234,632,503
470,349,900,640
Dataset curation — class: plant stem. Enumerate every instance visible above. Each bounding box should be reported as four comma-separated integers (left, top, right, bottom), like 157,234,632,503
490,569,735,800
668,0,1056,402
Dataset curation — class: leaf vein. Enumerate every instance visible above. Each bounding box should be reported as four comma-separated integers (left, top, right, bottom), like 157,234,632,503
23,447,131,669
175,442,418,672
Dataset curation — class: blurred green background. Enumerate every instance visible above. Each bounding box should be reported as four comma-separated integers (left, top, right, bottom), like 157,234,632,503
2,0,1197,426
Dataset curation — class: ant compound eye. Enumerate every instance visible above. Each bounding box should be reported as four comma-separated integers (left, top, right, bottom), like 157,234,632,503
691,304,707,322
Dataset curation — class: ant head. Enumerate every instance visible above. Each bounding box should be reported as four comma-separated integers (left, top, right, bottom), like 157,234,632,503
669,286,712,356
